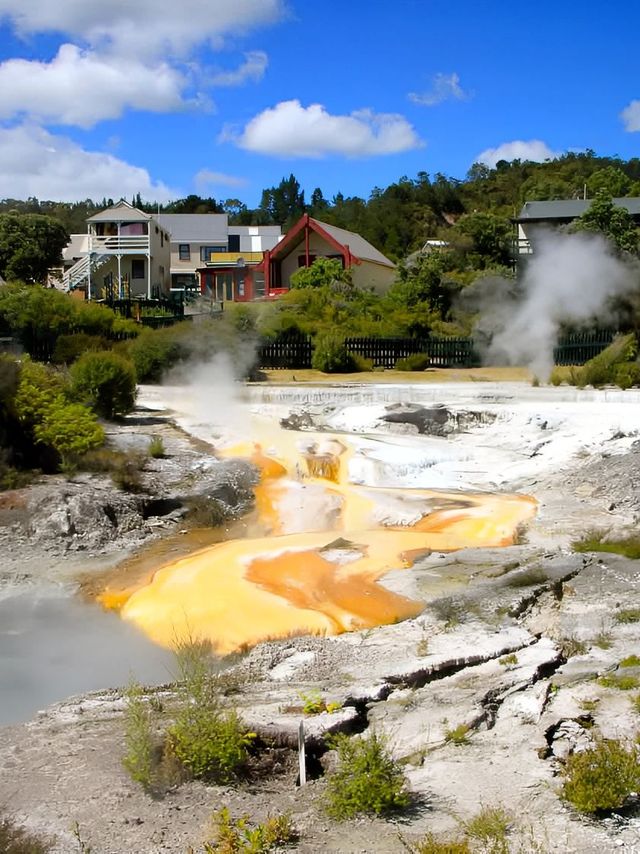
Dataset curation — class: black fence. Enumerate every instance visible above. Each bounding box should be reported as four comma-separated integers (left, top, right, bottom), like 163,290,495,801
258,330,620,371
553,330,616,366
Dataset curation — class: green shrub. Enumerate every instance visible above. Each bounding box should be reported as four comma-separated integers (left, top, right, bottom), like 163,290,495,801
109,451,146,493
34,401,105,468
613,362,640,390
148,435,165,458
167,637,253,782
351,353,374,372
52,333,108,365
311,334,357,373
598,673,640,691
561,737,640,813
444,722,471,745
395,353,430,371
0,815,52,854
576,333,637,388
324,731,409,819
122,681,155,790
126,325,189,383
71,350,137,419
203,807,296,853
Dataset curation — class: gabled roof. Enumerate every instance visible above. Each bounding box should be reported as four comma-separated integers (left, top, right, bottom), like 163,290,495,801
87,199,153,223
156,213,229,243
269,214,394,268
516,197,640,222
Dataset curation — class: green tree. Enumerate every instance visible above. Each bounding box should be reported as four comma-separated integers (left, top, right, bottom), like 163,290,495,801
455,211,513,268
0,213,69,283
570,191,639,253
259,174,306,226
70,351,137,419
290,258,353,290
586,166,631,198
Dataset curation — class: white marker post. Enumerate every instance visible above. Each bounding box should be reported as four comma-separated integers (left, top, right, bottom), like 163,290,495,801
298,719,306,786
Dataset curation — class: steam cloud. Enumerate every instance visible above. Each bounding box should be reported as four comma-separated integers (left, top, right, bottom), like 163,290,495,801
467,230,638,378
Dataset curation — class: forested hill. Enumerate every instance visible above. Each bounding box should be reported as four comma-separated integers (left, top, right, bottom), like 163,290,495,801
2,152,640,262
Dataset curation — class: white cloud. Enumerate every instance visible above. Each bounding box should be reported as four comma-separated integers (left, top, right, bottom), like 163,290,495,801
0,44,192,128
209,51,268,87
476,139,561,168
0,124,176,202
194,170,248,192
0,0,286,59
224,99,423,158
408,72,469,107
621,100,640,132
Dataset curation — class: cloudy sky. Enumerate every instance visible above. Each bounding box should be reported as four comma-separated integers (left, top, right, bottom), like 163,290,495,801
0,0,638,205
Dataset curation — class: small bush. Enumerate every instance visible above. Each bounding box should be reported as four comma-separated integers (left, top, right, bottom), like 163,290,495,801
613,362,640,390
311,334,358,373
148,435,165,458
299,691,342,715
561,737,640,813
126,325,189,383
351,353,374,372
395,353,430,372
444,722,471,746
122,681,155,790
324,731,409,819
620,655,640,668
110,451,146,492
0,816,52,854
428,596,468,628
598,673,640,691
167,637,253,782
499,653,518,667
203,807,296,853
631,694,640,714
70,350,137,419
52,333,108,365
34,401,105,470
559,636,588,658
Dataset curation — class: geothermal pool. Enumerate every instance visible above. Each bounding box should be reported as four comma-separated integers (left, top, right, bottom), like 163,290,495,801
101,388,538,655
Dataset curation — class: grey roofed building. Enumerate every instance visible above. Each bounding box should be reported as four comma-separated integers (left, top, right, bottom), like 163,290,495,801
513,196,640,257
156,213,229,243
515,197,640,223
310,218,395,268
86,199,153,223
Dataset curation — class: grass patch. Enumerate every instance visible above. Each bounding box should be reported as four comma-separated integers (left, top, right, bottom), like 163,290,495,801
324,731,409,820
122,680,155,791
631,694,640,714
615,608,640,624
572,531,640,560
592,628,613,649
561,737,640,814
559,636,588,658
460,805,511,854
202,807,297,853
0,816,52,854
598,673,640,691
620,655,640,668
498,653,518,667
412,834,471,853
428,596,469,629
299,691,342,715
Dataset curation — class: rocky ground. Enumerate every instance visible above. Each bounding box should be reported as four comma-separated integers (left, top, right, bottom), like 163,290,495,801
1,385,640,853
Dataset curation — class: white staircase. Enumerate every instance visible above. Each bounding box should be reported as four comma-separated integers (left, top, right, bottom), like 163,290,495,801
62,252,109,292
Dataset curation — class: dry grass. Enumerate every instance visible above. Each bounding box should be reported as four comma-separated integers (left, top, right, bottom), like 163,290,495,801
258,366,533,385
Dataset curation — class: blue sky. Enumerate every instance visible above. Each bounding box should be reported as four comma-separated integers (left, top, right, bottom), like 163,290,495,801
0,0,638,206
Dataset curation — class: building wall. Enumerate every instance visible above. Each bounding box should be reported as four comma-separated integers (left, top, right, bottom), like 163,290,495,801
352,260,395,294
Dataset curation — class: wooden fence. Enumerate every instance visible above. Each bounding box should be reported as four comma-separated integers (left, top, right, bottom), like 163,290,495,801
259,330,619,371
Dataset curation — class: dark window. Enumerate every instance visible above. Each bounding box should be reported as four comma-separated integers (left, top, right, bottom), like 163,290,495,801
228,234,240,252
178,244,190,261
297,254,317,267
131,259,145,279
200,245,227,262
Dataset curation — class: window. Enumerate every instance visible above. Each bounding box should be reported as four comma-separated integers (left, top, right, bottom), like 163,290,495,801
178,244,190,261
200,245,227,262
131,259,145,279
228,234,240,252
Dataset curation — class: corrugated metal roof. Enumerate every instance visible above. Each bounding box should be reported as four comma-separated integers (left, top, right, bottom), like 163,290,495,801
310,218,395,267
516,197,640,221
87,200,153,223
156,213,229,242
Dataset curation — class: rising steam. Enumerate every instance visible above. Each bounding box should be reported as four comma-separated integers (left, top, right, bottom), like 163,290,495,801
466,230,638,378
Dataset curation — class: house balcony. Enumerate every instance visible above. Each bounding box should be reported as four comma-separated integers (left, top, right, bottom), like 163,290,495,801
88,234,151,255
